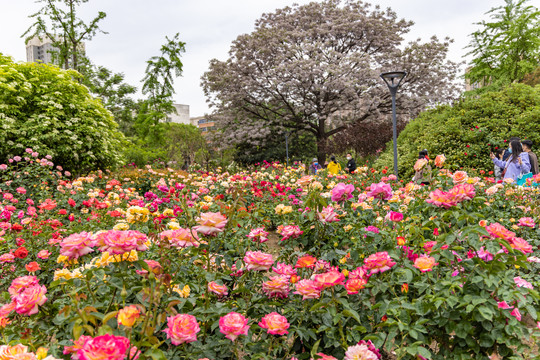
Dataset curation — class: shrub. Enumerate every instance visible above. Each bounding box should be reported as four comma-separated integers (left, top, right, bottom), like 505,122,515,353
374,84,540,179
0,54,124,174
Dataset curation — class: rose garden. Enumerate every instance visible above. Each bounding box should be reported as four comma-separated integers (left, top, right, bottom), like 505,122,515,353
1,151,540,359
2,0,540,359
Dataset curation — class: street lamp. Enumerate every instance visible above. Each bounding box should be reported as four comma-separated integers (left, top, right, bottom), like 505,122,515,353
380,71,407,179
285,132,290,168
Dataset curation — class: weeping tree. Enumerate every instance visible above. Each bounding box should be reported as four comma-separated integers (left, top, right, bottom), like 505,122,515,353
202,0,462,163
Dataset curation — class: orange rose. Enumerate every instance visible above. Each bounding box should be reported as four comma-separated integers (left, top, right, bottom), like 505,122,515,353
413,255,438,272
434,154,446,167
117,305,141,327
452,171,468,184
25,262,40,273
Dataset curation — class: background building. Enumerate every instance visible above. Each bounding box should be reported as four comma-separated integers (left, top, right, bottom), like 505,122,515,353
191,116,215,133
26,37,55,64
167,104,191,125
25,36,86,67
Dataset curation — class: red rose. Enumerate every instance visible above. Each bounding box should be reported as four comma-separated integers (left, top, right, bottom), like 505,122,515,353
14,246,28,259
11,223,23,232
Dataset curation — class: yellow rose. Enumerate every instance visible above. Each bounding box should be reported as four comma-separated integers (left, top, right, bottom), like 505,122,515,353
117,305,141,327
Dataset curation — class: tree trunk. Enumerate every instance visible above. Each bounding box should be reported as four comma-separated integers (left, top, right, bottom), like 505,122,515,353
317,136,327,165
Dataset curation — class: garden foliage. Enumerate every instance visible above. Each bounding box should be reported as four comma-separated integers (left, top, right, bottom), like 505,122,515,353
0,54,124,174
375,84,540,180
1,154,540,359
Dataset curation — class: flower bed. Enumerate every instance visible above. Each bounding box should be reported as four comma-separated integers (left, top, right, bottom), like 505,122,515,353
1,152,540,359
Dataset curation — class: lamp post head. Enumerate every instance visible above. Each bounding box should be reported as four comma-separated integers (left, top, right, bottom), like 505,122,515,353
380,71,407,94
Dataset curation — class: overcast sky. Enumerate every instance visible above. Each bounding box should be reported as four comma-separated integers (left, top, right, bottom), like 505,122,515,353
1,0,539,117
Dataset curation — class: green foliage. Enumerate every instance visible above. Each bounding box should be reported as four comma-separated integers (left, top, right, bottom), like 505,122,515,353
234,131,317,165
374,84,540,179
163,123,207,165
466,0,540,89
82,65,138,137
122,139,167,168
137,33,185,142
0,54,124,174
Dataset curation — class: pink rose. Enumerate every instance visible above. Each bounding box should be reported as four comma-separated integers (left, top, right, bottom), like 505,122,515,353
366,182,393,200
330,183,355,202
37,250,50,260
93,230,148,255
448,183,476,202
364,252,396,274
208,281,228,296
294,279,322,300
272,262,297,278
277,225,303,241
514,276,533,289
193,212,227,236
247,227,269,243
60,232,94,259
244,251,274,271
219,312,250,341
509,237,533,254
510,308,522,321
77,334,131,360
386,211,403,222
318,206,339,223
163,314,200,345
312,270,345,289
14,285,47,315
518,217,535,228
160,228,200,248
426,189,457,208
259,312,290,335
262,276,290,299
8,276,39,297
344,344,379,360
497,301,512,309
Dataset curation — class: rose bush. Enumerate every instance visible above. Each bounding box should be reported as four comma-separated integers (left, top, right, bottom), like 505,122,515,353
0,155,539,359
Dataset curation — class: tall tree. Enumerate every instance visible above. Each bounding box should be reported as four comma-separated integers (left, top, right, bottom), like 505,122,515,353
137,33,186,142
23,0,107,72
202,0,461,163
83,65,138,136
465,0,540,88
163,123,207,167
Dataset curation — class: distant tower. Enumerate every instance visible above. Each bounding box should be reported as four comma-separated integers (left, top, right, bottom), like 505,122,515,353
25,36,86,68
26,36,56,64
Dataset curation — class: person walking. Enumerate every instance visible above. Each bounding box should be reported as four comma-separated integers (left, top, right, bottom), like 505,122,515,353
327,156,341,174
309,158,322,175
345,153,356,174
412,149,432,185
491,140,531,182
521,140,539,175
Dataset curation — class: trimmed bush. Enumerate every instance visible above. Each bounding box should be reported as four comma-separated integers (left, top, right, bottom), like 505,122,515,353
0,54,124,174
374,84,540,179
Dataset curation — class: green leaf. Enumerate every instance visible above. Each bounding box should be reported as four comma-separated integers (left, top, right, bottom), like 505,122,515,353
310,339,321,357
144,348,168,360
417,346,432,359
477,306,493,321
342,309,361,324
